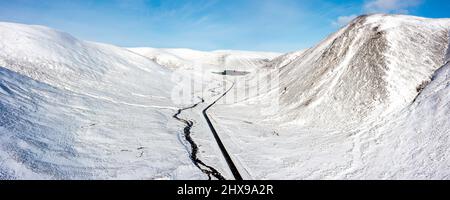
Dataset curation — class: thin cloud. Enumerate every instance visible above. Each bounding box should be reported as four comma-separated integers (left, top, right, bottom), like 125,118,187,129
333,14,358,27
333,0,422,27
364,0,422,14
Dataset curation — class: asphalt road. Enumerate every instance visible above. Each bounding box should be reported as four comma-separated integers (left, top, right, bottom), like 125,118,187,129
203,83,243,180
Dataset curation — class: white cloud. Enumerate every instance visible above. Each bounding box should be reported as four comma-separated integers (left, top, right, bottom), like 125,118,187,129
333,0,422,27
363,0,422,14
333,15,358,27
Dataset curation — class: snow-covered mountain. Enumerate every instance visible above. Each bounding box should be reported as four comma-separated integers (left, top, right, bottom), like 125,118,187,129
0,22,204,179
274,14,450,128
207,14,450,179
129,47,280,71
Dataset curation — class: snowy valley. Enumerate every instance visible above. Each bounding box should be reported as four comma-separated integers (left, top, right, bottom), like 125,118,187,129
0,14,449,180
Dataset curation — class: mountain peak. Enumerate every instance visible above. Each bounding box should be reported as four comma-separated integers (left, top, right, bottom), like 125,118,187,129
275,14,450,128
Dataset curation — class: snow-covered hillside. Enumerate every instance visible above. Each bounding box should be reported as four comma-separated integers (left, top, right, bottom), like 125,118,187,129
274,14,450,128
350,62,450,179
0,22,205,179
206,14,450,179
129,47,280,71
264,49,307,69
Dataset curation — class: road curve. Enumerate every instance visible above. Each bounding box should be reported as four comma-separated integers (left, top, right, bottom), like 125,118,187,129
203,83,243,180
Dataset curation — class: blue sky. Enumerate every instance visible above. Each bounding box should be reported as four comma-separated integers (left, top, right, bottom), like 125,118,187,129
0,0,448,52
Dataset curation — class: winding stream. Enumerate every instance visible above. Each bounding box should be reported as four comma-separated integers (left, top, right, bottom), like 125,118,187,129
173,99,226,180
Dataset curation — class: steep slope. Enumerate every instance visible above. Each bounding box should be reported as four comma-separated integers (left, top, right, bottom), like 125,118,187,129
275,14,450,128
0,22,204,179
263,49,307,69
350,61,450,179
359,43,449,179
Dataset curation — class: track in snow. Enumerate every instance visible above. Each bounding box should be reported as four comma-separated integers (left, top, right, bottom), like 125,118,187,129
173,99,226,180
203,83,243,180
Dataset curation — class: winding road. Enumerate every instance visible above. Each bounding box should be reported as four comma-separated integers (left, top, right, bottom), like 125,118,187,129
202,83,243,180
